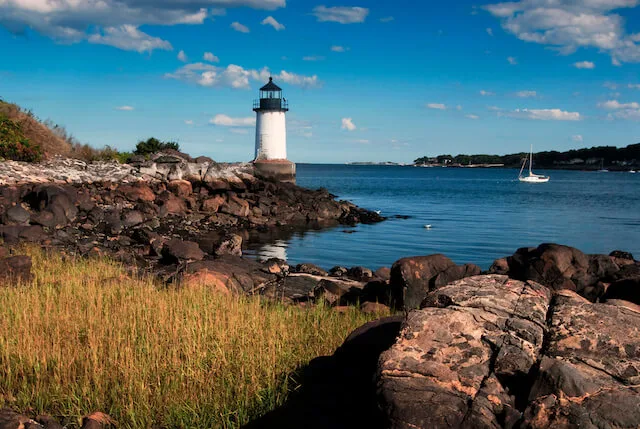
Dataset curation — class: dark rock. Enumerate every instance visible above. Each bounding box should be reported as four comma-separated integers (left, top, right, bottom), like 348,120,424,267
610,250,634,261
30,210,58,228
19,225,45,242
81,412,115,429
389,254,456,310
49,193,78,222
361,280,393,305
313,279,363,306
373,267,391,281
432,263,482,288
0,255,32,282
588,254,620,281
329,266,348,277
36,415,64,429
489,257,509,274
0,408,43,428
295,263,328,277
4,204,30,225
506,243,595,296
603,278,640,304
346,266,373,282
214,234,243,257
122,210,144,228
161,239,205,263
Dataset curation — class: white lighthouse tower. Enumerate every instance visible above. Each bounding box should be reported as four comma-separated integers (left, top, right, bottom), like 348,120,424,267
252,77,296,183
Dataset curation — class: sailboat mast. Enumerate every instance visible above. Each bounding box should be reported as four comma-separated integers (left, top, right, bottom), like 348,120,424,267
529,145,533,175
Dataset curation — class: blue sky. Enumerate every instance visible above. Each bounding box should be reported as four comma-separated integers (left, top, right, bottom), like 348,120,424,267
1,0,640,163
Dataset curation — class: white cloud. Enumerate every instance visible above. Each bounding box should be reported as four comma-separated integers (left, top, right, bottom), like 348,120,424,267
629,84,640,89
515,90,537,98
574,61,595,69
572,134,583,142
353,139,370,144
262,16,284,31
210,114,256,127
456,105,463,111
507,56,518,65
88,25,172,53
486,27,494,36
177,50,188,62
303,55,325,61
341,117,357,131
331,45,348,52
231,22,250,33
485,0,640,64
466,114,480,119
380,16,394,23
487,105,503,111
0,0,285,52
604,81,619,90
598,100,640,109
312,6,369,24
203,52,219,62
185,119,194,125
427,103,447,110
500,108,582,121
116,105,135,111
166,63,320,89
480,90,495,96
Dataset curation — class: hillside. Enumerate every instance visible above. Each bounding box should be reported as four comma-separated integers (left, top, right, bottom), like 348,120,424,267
0,99,73,160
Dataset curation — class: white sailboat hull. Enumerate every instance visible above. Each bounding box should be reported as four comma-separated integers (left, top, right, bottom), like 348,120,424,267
519,175,550,183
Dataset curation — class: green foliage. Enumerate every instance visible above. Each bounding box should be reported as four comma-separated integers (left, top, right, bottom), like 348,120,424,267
134,137,180,156
415,144,640,168
0,113,43,162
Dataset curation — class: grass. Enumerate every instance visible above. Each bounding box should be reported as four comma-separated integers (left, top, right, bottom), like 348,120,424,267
0,247,382,428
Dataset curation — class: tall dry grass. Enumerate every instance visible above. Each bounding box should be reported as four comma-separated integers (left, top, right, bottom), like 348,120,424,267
0,247,379,428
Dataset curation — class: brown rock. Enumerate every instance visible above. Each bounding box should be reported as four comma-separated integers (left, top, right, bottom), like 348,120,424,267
220,194,250,217
378,275,552,428
0,408,43,429
295,263,328,276
119,183,155,202
374,267,391,281
81,412,115,429
313,278,364,306
160,194,187,216
161,239,205,263
389,254,456,310
360,301,390,315
214,234,243,257
168,179,193,197
4,204,30,225
202,195,225,212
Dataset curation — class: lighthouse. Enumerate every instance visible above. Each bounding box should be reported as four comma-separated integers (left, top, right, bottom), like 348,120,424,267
252,77,296,183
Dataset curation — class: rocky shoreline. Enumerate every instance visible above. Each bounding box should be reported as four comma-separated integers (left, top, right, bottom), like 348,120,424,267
1,155,640,428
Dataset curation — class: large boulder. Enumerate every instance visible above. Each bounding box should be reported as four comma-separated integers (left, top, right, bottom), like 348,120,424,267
388,254,456,310
602,277,640,305
220,194,250,217
376,275,640,429
118,183,156,202
295,263,328,277
522,291,640,428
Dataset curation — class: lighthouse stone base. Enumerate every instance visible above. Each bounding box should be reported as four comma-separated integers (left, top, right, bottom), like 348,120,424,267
253,159,296,184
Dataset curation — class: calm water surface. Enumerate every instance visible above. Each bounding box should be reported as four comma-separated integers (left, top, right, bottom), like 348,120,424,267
246,164,640,270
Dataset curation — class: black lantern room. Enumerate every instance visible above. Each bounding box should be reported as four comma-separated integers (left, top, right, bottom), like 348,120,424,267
253,77,289,112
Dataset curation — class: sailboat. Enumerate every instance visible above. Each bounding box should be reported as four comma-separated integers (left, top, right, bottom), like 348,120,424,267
597,159,609,173
518,146,550,183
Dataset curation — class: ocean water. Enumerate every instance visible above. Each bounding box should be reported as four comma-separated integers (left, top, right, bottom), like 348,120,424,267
246,164,640,270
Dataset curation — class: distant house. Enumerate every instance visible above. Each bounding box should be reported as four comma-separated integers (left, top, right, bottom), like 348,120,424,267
586,157,600,165
568,158,584,165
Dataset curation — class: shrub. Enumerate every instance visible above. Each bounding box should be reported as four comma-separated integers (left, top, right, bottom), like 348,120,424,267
0,114,43,162
134,137,180,156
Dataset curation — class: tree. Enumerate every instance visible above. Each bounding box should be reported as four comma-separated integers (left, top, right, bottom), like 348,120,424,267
134,138,180,156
